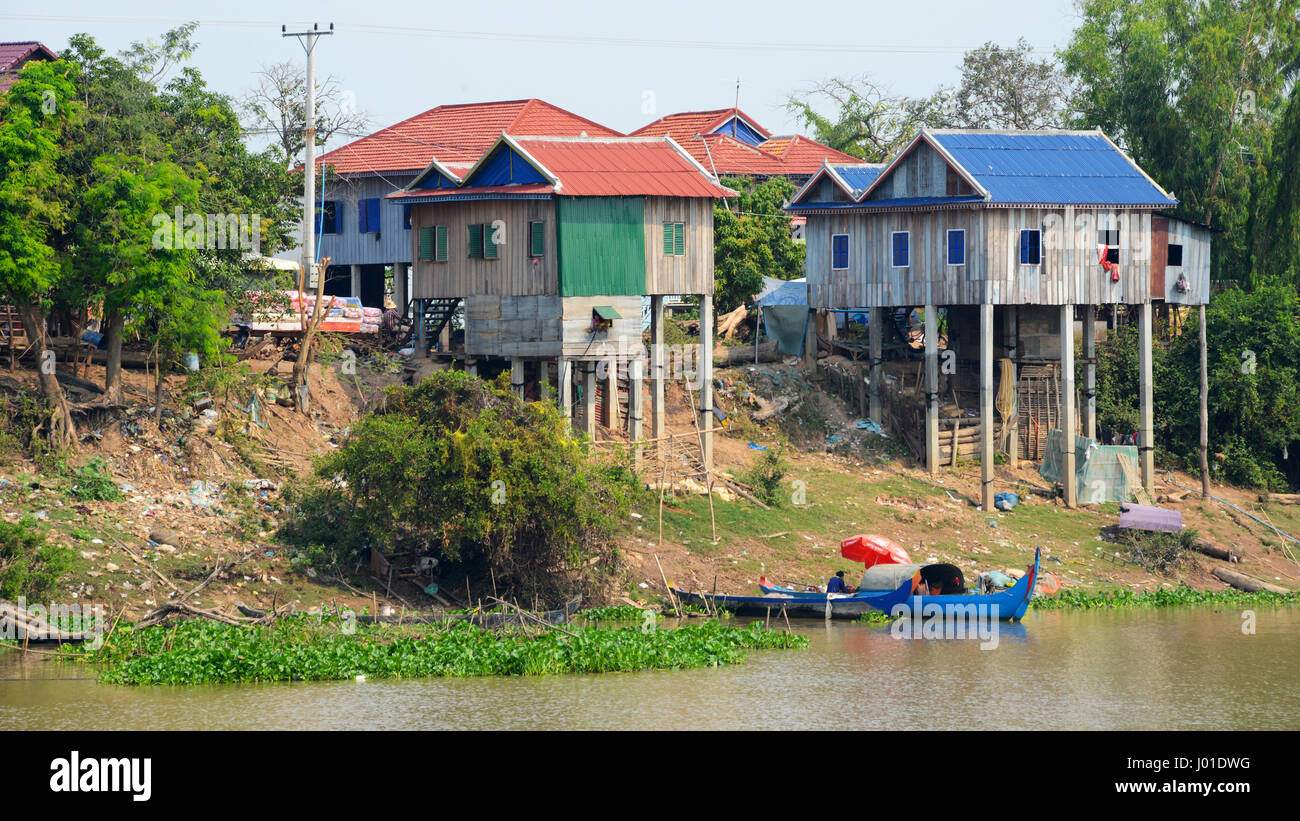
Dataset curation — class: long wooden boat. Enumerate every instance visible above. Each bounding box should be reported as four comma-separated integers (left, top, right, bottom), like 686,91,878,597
673,549,1040,622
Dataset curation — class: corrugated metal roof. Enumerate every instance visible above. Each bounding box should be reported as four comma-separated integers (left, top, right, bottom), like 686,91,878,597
762,135,862,174
684,134,787,177
313,99,621,176
513,137,737,197
927,131,1177,206
831,164,886,192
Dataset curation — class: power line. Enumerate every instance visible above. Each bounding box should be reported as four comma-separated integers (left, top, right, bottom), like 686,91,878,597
0,14,1059,56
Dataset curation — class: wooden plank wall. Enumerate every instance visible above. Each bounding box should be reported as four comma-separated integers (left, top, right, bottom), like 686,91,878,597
863,142,947,201
806,207,1168,308
410,199,557,299
643,197,714,295
317,173,419,267
1160,219,1211,306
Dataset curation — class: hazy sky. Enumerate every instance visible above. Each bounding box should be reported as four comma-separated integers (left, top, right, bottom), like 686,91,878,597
5,0,1083,152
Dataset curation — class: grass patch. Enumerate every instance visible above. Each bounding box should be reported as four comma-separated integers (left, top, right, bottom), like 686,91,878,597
1032,587,1298,610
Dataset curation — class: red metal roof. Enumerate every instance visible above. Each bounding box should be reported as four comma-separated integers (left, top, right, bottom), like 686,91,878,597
0,41,57,93
759,135,861,174
512,137,736,198
314,99,621,176
388,183,555,199
681,134,787,177
630,108,771,141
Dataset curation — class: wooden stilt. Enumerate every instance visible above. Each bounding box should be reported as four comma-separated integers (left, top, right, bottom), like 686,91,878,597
699,293,714,470
980,303,994,511
1138,302,1155,493
1083,304,1096,441
869,306,883,425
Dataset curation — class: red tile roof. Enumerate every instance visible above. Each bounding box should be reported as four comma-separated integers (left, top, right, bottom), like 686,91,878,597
314,98,621,176
759,135,861,174
0,41,57,93
512,137,736,197
630,107,771,141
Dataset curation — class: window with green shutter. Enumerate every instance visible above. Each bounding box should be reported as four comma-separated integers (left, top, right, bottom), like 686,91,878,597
468,224,484,258
418,227,434,261
529,220,544,257
663,222,685,255
484,223,499,259
435,226,448,262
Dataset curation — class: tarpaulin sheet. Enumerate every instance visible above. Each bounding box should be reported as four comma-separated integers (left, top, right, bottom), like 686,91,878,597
762,305,808,356
1038,429,1139,504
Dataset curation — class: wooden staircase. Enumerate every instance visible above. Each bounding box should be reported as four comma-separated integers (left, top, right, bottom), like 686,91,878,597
410,297,461,349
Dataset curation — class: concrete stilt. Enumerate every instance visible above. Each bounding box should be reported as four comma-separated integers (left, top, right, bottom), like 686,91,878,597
1061,304,1077,507
1004,306,1018,462
605,359,620,432
583,362,596,439
924,305,939,474
1138,302,1155,492
651,295,665,441
699,294,714,469
559,358,573,424
510,358,524,399
980,303,995,512
629,357,644,463
869,306,883,425
1083,305,1096,441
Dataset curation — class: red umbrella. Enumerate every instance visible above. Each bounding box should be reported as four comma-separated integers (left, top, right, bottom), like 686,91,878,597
840,534,911,568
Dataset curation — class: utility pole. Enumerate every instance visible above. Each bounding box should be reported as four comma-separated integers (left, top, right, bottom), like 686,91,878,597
283,22,333,286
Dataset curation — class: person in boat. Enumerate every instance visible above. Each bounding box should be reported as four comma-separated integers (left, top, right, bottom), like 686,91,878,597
827,570,857,594
918,563,966,596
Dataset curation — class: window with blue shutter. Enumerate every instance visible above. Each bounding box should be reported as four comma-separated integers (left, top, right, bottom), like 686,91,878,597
831,234,849,270
402,204,411,230
358,198,381,233
947,230,965,266
315,201,339,234
891,232,909,268
1020,229,1041,266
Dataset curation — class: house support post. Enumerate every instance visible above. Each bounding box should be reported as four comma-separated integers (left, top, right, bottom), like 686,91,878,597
539,360,551,402
350,264,361,300
924,304,939,474
583,362,597,439
511,358,524,399
1004,306,1018,462
392,263,408,311
1061,304,1077,507
651,295,666,442
1083,304,1096,441
558,358,573,427
604,358,620,431
699,293,714,470
1139,302,1155,493
868,306,883,425
802,308,816,368
629,357,644,465
980,303,995,512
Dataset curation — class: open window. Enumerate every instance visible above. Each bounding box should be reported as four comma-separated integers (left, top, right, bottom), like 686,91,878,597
1098,229,1120,264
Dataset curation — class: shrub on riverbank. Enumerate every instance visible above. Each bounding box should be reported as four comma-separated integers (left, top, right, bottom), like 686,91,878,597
54,618,807,685
0,516,75,601
279,370,647,601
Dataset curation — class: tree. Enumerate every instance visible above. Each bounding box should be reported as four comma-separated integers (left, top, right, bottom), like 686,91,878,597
713,177,805,314
784,75,937,162
242,59,371,168
76,154,200,402
1060,0,1300,281
0,60,81,446
944,38,1072,130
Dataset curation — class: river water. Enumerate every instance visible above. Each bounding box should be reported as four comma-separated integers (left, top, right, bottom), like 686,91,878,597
2,607,1296,730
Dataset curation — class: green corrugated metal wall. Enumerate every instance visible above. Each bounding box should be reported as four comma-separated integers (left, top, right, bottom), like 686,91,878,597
556,196,646,296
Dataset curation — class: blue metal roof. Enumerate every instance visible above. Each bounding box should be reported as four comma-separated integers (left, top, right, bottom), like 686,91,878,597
831,164,884,192
787,195,983,211
929,131,1177,206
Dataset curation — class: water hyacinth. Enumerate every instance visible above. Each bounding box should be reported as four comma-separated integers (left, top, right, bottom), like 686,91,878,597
50,617,807,686
1030,587,1298,611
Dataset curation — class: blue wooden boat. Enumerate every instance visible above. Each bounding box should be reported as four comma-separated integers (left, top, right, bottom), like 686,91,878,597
672,549,1040,622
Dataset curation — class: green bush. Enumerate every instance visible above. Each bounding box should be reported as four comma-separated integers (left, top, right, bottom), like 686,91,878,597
1120,527,1198,576
280,370,647,600
67,457,122,501
745,445,789,506
0,516,75,600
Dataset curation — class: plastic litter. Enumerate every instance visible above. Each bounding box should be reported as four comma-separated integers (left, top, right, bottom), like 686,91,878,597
994,492,1019,511
747,442,768,450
